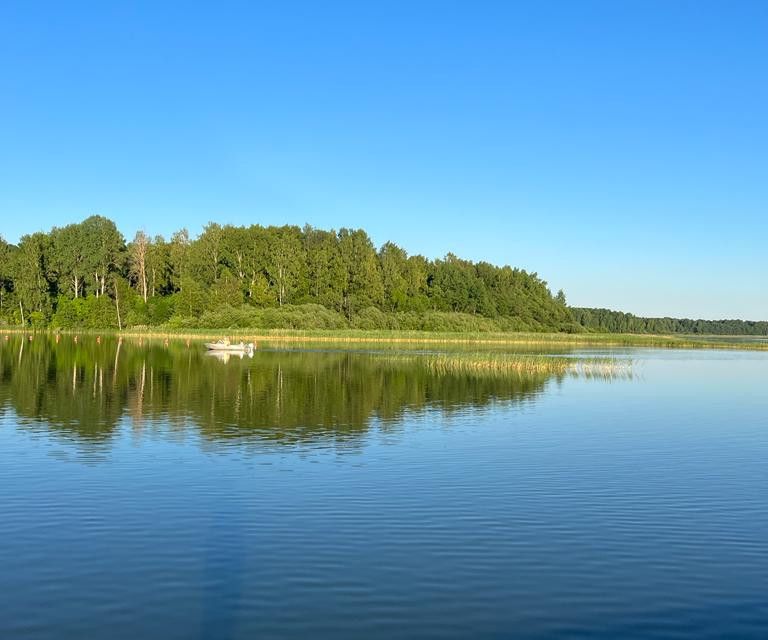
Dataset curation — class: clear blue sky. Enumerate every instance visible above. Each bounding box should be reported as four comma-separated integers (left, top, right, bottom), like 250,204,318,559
1,1,766,320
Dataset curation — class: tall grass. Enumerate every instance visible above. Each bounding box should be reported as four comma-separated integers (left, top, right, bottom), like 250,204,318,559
377,352,633,379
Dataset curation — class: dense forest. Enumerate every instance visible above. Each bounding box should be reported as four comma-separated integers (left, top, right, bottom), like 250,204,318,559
0,216,574,332
572,308,768,336
0,216,764,335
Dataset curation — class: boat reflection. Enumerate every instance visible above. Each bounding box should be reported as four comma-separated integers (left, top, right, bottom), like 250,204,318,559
205,350,255,363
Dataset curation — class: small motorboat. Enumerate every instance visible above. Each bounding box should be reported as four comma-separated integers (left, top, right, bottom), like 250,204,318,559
204,339,255,355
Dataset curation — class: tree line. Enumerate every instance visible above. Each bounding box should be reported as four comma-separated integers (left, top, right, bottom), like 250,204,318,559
1,215,763,335
572,307,768,336
0,215,573,331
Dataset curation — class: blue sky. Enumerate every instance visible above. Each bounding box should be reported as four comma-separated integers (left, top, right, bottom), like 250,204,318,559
1,1,766,319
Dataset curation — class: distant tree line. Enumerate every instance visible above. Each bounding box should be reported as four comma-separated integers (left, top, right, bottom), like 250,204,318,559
572,307,768,336
0,216,574,331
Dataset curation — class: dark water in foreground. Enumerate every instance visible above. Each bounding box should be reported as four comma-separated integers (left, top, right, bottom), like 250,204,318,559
1,337,767,639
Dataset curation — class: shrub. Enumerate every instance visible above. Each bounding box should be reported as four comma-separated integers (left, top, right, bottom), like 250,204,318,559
148,295,175,325
259,304,348,330
51,296,87,328
29,311,47,329
351,307,400,330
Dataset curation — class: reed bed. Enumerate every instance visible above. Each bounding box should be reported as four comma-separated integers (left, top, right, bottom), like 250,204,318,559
377,352,632,380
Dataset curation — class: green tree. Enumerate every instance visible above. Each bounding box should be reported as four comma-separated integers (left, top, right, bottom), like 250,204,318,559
0,236,15,317
379,242,409,311
404,255,430,312
303,225,345,310
338,228,384,319
190,222,224,285
169,228,190,292
209,267,245,309
220,225,250,296
129,230,150,303
266,226,305,306
241,225,273,304
13,232,54,324
147,235,171,297
52,222,91,298
176,275,207,318
82,215,125,297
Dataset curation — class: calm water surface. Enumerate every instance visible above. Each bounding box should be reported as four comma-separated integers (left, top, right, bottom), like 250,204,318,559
1,337,766,639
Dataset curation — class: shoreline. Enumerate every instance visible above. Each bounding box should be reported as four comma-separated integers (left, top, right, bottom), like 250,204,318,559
3,327,767,351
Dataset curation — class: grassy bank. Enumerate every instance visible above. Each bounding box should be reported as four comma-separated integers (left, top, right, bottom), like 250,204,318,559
3,327,767,351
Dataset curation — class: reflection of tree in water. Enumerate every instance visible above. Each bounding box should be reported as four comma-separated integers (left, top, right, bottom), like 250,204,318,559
0,337,558,448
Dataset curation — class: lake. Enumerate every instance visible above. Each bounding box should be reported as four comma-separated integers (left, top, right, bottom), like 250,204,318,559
1,336,766,639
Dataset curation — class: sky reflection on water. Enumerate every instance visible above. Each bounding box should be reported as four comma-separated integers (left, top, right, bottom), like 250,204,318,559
1,338,767,639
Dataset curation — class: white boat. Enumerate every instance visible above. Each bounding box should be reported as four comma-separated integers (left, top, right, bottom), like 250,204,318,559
204,339,255,354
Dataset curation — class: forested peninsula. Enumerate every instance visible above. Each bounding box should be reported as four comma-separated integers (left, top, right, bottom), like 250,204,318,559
0,216,764,335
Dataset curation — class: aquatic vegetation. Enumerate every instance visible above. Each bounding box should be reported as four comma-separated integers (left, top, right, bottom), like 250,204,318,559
375,352,632,380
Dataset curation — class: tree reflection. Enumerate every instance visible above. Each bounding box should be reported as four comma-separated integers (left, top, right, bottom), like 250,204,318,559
0,337,560,447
